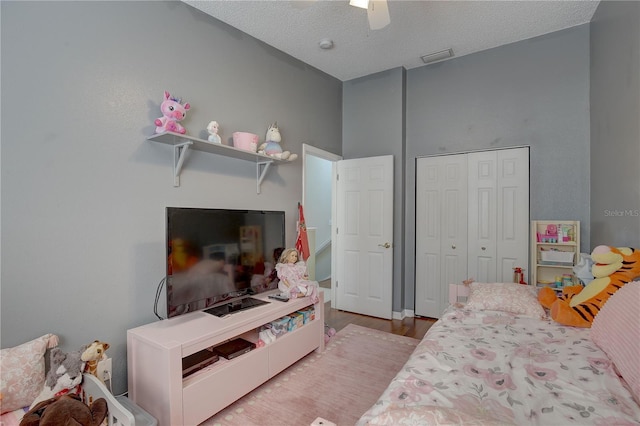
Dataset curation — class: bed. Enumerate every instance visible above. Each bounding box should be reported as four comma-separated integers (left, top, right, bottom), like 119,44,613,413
358,281,640,425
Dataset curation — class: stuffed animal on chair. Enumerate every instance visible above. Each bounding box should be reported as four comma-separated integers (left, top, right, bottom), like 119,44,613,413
539,245,640,327
30,345,88,408
20,393,107,426
82,341,109,380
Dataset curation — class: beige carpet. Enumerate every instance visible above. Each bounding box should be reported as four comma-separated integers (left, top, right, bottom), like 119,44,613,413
200,324,420,426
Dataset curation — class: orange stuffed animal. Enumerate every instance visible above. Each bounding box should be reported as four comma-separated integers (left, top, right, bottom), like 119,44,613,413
539,245,640,327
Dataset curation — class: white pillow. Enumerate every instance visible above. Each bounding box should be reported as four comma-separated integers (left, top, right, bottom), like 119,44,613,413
465,282,546,319
0,334,58,413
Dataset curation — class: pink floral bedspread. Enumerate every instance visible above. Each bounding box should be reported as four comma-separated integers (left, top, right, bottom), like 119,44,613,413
358,306,640,425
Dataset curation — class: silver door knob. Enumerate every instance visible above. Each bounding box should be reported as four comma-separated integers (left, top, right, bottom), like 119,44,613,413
481,247,486,250
378,242,391,248
452,244,456,249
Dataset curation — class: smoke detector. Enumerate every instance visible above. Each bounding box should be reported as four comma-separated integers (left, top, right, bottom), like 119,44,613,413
319,39,334,50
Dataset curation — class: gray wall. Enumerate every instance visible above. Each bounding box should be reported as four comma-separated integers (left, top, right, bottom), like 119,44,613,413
590,1,640,247
343,27,590,313
1,1,342,395
343,67,406,313
404,25,591,309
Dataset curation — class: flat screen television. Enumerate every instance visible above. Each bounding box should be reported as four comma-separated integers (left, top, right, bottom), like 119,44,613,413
166,207,285,318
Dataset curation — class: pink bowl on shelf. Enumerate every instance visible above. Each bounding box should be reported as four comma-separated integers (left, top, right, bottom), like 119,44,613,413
232,132,259,152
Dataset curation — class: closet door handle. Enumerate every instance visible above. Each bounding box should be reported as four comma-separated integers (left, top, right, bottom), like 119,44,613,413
451,244,456,249
481,247,486,251
378,242,391,249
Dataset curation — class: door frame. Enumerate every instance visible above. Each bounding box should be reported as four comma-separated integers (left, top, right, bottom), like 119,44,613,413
302,144,342,308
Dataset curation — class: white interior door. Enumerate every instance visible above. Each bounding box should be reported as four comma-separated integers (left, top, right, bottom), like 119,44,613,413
335,155,393,319
415,154,468,318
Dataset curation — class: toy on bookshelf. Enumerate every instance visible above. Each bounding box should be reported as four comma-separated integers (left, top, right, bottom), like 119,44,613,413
536,223,576,243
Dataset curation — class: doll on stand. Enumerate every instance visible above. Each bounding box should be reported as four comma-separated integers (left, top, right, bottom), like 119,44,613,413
275,248,319,304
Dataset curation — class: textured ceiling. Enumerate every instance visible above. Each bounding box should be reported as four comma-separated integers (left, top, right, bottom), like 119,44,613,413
184,0,600,81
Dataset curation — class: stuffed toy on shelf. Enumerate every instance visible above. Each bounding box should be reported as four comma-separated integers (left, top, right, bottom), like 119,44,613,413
539,245,640,327
257,122,298,161
154,91,190,135
207,120,222,143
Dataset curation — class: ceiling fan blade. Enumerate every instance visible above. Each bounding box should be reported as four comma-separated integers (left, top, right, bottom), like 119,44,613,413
367,0,390,30
349,0,369,9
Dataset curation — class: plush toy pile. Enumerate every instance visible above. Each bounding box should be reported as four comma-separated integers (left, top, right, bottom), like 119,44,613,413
30,339,110,410
29,345,87,409
539,245,640,327
20,394,107,426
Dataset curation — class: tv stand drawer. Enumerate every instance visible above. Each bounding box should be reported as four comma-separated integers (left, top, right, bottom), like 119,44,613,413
269,319,323,376
183,348,269,425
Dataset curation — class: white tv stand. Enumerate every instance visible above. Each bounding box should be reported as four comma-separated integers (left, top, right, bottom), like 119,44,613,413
127,292,324,425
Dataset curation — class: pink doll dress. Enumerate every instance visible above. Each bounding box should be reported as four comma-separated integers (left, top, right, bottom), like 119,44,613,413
275,261,319,304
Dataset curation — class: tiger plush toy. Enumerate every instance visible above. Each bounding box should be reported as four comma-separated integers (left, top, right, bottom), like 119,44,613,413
539,245,640,327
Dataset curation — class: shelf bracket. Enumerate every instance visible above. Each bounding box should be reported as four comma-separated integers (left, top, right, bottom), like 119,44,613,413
173,141,193,187
256,161,273,194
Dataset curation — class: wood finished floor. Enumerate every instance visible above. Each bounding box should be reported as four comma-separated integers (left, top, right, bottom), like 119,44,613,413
322,301,436,340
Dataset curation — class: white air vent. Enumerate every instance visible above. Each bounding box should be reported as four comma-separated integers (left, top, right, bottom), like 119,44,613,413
421,48,454,64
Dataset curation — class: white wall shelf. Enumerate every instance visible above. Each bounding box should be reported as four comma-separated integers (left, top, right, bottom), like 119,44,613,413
148,131,288,193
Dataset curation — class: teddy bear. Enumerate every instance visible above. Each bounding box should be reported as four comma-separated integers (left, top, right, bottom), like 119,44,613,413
20,393,107,426
257,122,298,161
539,245,640,327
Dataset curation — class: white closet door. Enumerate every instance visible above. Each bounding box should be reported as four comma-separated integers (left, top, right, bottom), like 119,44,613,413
415,148,529,318
467,147,529,283
415,154,467,318
468,151,498,282
496,148,530,282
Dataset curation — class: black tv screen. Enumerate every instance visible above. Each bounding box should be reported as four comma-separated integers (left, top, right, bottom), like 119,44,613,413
166,207,285,318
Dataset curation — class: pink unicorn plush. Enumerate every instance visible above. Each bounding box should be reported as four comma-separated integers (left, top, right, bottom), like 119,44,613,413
155,91,190,134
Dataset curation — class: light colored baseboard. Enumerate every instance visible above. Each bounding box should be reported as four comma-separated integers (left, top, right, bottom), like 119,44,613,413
393,309,414,320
